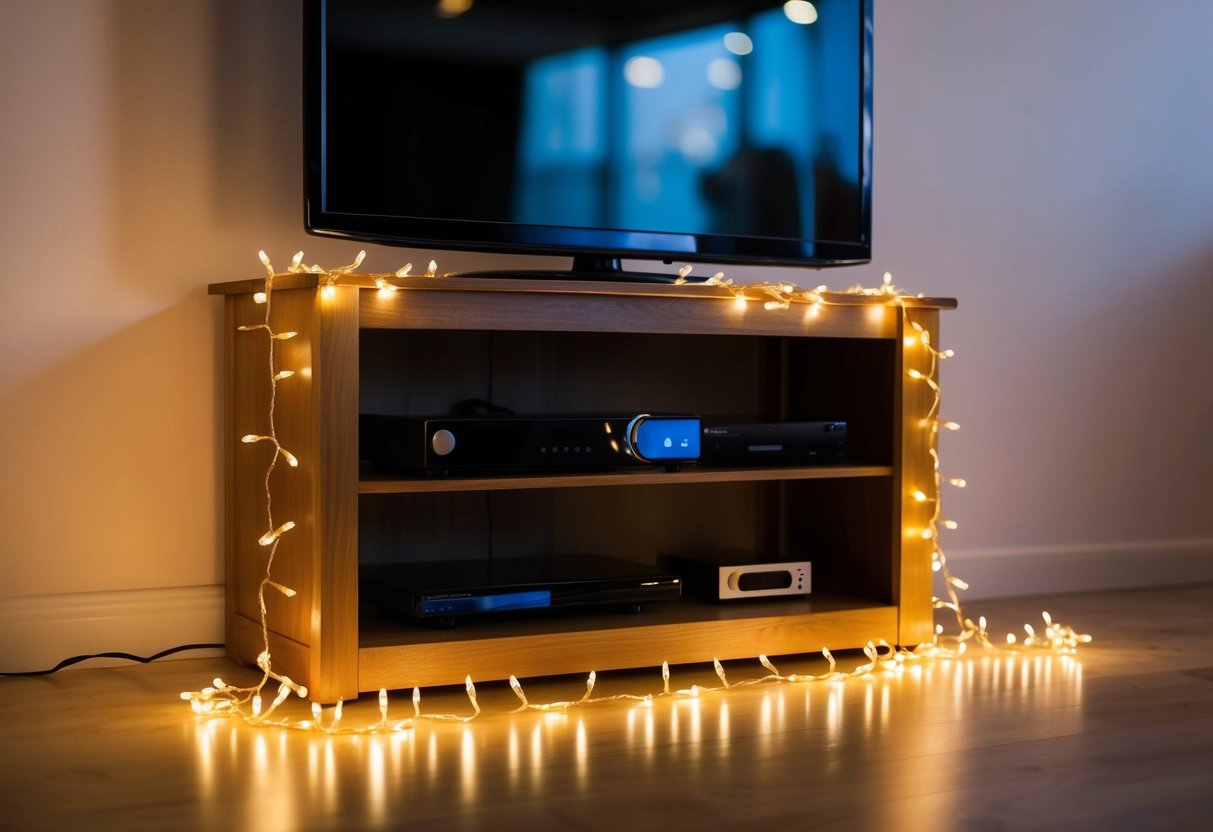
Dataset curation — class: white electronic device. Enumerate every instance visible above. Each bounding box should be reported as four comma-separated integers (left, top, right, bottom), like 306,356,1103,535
665,551,811,601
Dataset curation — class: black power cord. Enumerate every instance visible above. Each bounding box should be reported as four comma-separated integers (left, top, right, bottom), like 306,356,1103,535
0,642,224,677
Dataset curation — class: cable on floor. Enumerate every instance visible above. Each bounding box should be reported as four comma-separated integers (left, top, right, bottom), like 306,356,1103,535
0,643,225,677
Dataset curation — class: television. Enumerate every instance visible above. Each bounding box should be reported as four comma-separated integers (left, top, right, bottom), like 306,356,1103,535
305,0,873,281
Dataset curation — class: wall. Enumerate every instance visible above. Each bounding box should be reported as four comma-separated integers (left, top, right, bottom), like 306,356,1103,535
1,0,1210,670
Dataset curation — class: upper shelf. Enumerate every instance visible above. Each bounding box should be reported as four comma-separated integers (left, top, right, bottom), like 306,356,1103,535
209,274,957,340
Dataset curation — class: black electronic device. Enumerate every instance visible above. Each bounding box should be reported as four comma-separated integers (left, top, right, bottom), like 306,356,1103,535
360,413,700,473
305,0,873,281
701,420,847,466
664,549,811,601
361,555,682,620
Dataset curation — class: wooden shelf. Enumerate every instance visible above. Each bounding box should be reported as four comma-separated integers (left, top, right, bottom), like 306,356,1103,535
358,464,893,494
357,596,898,690
211,275,955,702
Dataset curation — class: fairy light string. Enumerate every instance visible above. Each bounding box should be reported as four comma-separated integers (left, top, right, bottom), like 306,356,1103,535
184,255,1090,734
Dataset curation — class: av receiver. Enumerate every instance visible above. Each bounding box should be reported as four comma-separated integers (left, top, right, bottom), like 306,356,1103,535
360,413,700,474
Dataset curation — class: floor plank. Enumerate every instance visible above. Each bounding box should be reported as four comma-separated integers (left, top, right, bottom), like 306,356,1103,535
1,584,1211,830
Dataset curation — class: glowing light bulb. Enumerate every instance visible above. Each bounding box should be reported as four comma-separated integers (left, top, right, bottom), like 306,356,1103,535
913,490,929,502
253,292,268,305
713,658,729,688
279,448,299,467
949,478,967,488
274,370,295,381
271,331,297,341
783,1,818,25
426,260,438,277
908,369,924,380
258,520,296,546
321,284,336,299
733,294,747,311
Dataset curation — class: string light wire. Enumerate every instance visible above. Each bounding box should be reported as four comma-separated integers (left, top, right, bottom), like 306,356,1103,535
184,257,1090,734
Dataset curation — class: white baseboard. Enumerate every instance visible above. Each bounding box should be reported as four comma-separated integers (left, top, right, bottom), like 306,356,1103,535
0,585,225,674
944,538,1213,600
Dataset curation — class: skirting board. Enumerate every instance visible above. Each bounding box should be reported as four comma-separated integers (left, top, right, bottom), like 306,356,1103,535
945,538,1213,600
0,585,224,674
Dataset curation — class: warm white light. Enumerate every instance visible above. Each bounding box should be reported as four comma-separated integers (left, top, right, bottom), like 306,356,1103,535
258,520,296,546
724,31,753,55
253,292,268,305
624,56,664,88
266,580,296,598
436,0,473,18
783,1,818,24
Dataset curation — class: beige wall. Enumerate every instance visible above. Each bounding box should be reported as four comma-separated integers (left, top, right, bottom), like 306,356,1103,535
1,1,1211,668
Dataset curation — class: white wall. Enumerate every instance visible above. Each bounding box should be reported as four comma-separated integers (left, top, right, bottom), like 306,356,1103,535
863,0,1213,596
1,0,1210,670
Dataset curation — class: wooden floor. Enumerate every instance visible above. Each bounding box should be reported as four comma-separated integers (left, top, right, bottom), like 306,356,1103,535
1,583,1211,831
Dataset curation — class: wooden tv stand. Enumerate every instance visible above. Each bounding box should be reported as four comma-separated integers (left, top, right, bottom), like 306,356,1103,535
209,274,956,704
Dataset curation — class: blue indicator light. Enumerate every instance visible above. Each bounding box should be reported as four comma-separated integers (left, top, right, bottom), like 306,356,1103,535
633,418,700,461
421,590,552,616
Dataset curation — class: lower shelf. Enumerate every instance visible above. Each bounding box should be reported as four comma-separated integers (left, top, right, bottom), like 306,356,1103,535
357,596,898,691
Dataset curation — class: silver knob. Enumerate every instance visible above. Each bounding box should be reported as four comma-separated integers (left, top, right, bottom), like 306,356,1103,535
431,429,456,456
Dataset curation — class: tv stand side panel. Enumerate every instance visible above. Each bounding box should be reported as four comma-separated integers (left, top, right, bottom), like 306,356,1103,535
223,285,360,704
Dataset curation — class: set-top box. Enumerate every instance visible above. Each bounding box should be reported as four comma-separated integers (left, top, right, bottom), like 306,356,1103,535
360,413,700,473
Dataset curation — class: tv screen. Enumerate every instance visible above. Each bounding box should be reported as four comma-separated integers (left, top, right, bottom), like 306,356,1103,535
306,0,872,278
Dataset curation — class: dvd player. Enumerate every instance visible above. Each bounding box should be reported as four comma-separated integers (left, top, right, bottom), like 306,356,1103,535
361,555,682,619
360,413,700,473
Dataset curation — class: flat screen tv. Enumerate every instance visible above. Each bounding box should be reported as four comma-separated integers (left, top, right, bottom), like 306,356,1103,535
305,0,873,280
